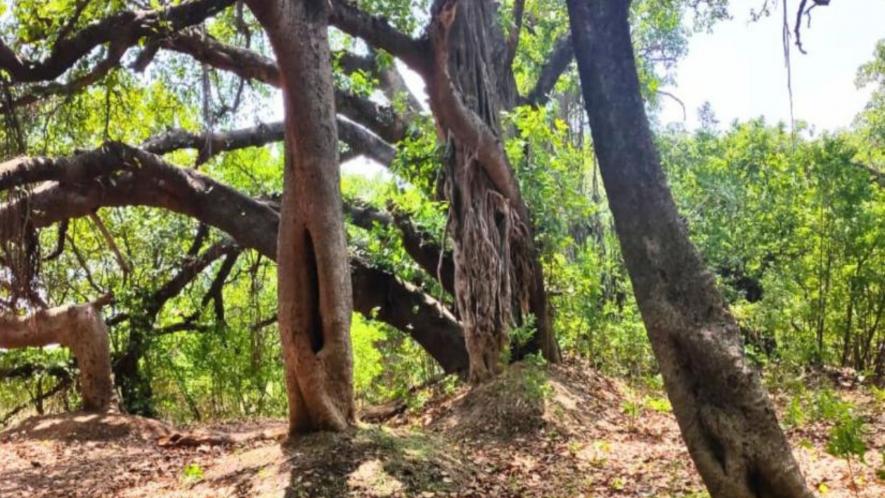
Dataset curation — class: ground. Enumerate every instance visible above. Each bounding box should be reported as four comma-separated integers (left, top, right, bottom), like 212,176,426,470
1,361,882,497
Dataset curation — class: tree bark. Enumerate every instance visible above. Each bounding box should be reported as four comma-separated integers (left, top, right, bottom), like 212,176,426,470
426,0,559,383
565,1,813,497
247,0,355,433
0,303,114,412
0,145,468,376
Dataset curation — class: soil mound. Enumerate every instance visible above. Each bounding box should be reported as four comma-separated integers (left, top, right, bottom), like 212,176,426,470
426,360,623,440
0,411,173,443
187,426,474,497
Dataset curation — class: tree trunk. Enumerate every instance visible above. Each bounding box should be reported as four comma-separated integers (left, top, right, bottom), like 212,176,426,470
427,0,559,383
113,240,235,415
114,316,154,416
0,303,114,412
247,0,355,433
0,148,469,377
565,1,813,497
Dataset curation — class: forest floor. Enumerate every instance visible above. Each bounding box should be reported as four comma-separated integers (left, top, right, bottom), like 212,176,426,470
1,360,883,497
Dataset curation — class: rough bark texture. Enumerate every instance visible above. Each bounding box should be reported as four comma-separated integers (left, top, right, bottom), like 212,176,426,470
427,0,559,382
565,1,813,497
0,144,468,375
247,0,355,433
0,303,114,412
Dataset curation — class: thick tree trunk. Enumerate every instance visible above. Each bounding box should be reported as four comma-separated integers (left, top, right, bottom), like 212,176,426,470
427,0,559,382
565,1,813,497
247,0,355,433
0,303,114,412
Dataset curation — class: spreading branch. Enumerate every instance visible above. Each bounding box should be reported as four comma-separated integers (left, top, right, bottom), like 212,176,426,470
141,118,394,167
522,35,574,107
157,31,408,148
0,144,467,374
5,42,128,110
0,0,236,83
328,0,431,75
0,302,114,411
346,201,455,295
160,28,281,86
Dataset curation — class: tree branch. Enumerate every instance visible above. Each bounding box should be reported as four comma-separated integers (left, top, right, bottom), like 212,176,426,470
328,0,431,76
201,249,241,321
148,239,237,316
88,212,132,275
154,320,208,336
0,363,72,382
852,162,885,188
0,0,236,83
161,27,280,86
157,31,408,149
5,41,128,110
141,118,394,166
335,91,409,145
346,201,454,295
505,0,527,68
522,35,574,107
0,144,467,374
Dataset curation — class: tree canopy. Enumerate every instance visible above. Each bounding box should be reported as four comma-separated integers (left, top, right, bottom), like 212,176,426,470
0,1,882,496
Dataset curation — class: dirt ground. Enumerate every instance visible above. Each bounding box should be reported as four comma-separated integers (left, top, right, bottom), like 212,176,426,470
1,362,882,497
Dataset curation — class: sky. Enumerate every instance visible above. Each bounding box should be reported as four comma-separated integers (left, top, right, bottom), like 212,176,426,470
657,0,885,132
347,0,885,176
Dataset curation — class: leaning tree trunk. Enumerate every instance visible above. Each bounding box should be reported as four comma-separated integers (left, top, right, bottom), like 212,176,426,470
426,0,559,383
246,0,355,433
0,302,114,412
565,1,812,497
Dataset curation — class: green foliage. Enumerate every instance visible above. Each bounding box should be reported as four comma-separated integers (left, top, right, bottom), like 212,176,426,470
870,385,885,406
355,0,429,35
785,395,807,428
782,385,872,465
352,314,386,397
644,396,672,413
521,353,553,402
660,118,885,371
853,40,885,165
0,0,881,432
784,386,858,428
814,389,853,423
505,104,655,376
507,314,537,362
181,463,205,484
826,413,867,462
621,399,641,419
